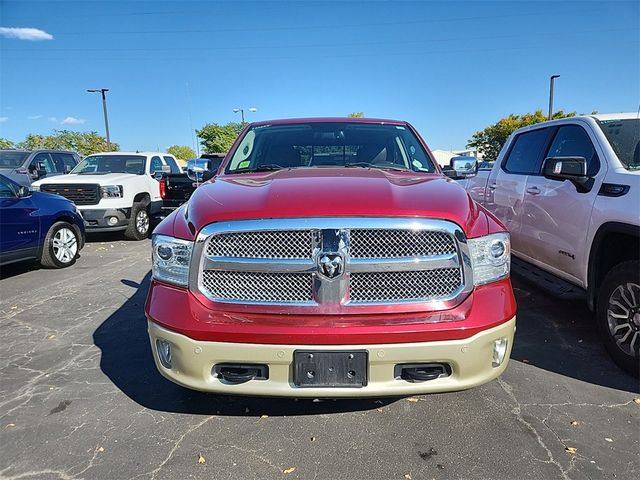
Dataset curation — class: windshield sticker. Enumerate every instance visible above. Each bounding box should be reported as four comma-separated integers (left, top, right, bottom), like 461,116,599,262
238,160,250,169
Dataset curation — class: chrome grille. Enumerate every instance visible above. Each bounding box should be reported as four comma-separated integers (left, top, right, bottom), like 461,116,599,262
194,218,471,311
201,271,314,303
350,269,462,303
350,229,455,258
205,230,312,258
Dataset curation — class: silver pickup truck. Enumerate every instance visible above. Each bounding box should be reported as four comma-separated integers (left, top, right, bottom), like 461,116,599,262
458,113,640,375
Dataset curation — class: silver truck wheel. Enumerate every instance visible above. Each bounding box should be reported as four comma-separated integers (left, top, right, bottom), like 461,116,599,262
598,260,640,376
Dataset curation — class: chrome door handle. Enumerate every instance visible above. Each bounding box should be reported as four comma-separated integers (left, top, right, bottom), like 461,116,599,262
526,186,541,195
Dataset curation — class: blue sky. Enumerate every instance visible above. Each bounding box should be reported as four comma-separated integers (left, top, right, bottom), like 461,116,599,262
1,0,638,152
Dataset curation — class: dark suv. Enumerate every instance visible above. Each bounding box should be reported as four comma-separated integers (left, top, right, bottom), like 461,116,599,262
0,149,81,187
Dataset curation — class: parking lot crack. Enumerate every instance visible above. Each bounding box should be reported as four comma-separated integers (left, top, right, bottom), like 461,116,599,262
130,415,214,480
497,377,572,480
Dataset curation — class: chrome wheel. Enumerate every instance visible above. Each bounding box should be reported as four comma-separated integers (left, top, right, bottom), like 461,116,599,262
607,282,640,357
136,209,149,235
52,227,78,264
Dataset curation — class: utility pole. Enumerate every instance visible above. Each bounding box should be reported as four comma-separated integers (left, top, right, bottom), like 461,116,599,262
548,75,560,120
233,107,257,124
87,88,111,149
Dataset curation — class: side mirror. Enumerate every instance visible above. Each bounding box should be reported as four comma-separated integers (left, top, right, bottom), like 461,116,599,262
201,170,216,182
443,169,462,180
542,156,593,193
17,186,31,197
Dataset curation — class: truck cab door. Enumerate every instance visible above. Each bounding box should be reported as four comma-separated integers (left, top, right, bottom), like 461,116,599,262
0,176,40,256
485,127,554,257
519,123,604,287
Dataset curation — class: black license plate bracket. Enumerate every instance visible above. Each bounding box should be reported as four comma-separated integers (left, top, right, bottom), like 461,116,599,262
293,350,368,387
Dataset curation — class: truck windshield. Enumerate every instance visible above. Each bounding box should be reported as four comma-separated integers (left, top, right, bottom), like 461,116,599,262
70,155,147,175
225,122,436,174
596,118,640,170
0,151,30,168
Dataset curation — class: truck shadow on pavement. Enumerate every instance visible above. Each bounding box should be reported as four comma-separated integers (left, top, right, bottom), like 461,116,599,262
93,273,638,416
509,275,638,393
93,273,397,416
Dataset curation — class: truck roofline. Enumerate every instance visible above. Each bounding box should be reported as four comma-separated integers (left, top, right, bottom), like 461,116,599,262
248,117,409,127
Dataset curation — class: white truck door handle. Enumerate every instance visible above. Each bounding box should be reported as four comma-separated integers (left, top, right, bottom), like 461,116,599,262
526,186,541,195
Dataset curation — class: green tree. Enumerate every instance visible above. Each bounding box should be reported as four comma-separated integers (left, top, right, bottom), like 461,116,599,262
196,122,243,153
0,138,16,149
167,145,196,164
17,130,118,156
467,110,576,161
348,112,365,118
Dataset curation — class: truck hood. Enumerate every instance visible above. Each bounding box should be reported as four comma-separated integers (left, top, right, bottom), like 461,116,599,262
33,172,139,186
182,168,488,237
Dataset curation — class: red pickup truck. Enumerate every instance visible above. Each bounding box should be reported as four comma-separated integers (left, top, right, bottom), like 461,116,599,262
145,118,516,397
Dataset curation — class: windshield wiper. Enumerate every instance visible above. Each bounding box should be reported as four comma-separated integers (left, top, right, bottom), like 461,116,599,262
345,162,410,172
238,164,286,173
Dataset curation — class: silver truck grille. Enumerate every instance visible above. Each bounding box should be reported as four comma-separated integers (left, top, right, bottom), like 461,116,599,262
349,229,456,258
201,271,314,303
350,269,462,303
206,230,312,259
193,218,472,310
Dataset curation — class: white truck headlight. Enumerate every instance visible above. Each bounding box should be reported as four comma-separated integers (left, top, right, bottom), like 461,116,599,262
467,232,510,286
101,185,123,198
152,234,193,286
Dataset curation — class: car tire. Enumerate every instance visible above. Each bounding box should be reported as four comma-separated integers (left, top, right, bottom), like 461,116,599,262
40,221,80,268
125,201,150,240
597,260,640,376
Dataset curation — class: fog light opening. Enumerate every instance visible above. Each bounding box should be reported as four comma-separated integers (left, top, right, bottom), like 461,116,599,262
156,339,172,368
108,216,119,225
492,337,508,368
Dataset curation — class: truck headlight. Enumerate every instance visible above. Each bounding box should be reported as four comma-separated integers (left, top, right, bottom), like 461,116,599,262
152,234,193,286
467,232,510,286
101,185,123,198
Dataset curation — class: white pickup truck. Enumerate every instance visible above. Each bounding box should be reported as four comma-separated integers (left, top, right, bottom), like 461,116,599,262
32,152,181,240
459,113,639,374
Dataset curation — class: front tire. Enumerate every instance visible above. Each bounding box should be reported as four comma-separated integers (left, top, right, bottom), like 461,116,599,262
40,222,80,268
125,202,150,240
597,260,640,376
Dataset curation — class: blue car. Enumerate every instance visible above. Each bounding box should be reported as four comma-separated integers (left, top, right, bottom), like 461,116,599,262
0,174,85,268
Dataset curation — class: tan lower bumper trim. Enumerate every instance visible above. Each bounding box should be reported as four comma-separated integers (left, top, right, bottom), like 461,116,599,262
148,317,516,397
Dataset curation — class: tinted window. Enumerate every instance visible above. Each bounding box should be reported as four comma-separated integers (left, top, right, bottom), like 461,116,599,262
163,156,181,174
503,128,550,174
52,153,78,173
30,153,56,174
0,176,16,198
597,118,640,170
226,122,436,173
150,156,163,174
0,151,29,168
546,125,600,176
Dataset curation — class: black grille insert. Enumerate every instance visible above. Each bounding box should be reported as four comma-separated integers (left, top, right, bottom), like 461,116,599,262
41,184,100,205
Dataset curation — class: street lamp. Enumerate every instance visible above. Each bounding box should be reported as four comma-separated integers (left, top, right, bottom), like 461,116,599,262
233,107,257,123
548,75,560,120
87,88,111,149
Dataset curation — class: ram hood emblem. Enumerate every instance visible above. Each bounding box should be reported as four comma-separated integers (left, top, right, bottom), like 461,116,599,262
318,254,344,279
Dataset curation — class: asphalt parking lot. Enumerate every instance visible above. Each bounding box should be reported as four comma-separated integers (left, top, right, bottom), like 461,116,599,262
1,235,638,480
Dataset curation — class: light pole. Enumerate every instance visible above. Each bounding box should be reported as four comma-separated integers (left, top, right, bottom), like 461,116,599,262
548,75,560,120
87,88,111,149
233,107,257,123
